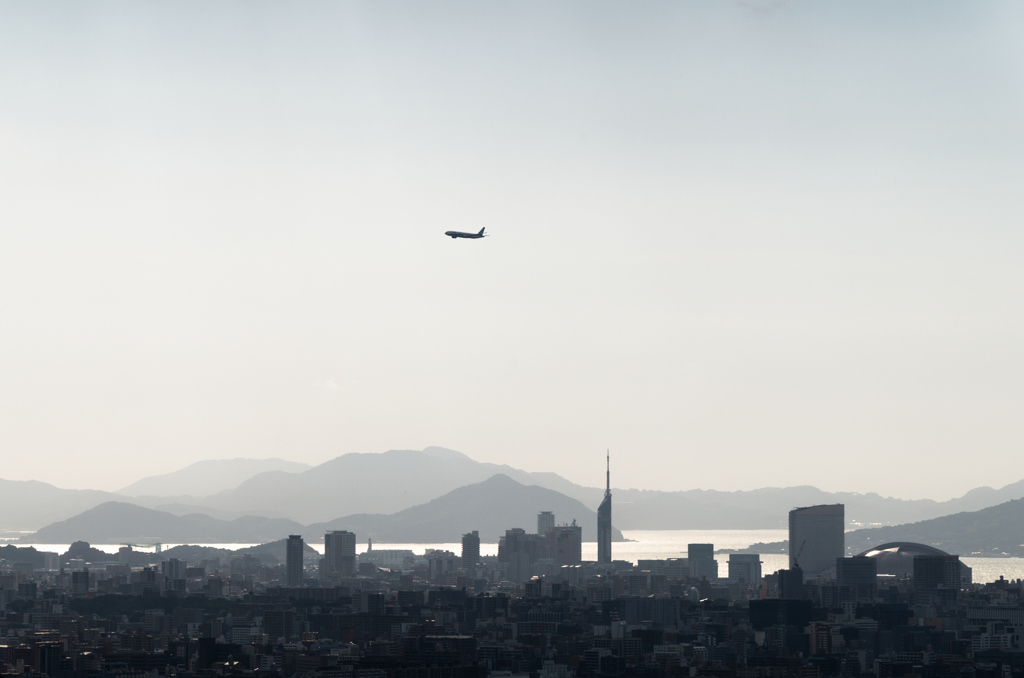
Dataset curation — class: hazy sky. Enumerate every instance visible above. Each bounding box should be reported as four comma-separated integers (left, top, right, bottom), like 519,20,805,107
1,1,1022,499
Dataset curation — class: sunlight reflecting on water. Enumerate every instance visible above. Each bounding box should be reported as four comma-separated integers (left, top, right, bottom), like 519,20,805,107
16,532,1024,584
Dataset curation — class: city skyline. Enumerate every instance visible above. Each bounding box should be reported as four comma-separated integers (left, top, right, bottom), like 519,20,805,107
0,2,1021,674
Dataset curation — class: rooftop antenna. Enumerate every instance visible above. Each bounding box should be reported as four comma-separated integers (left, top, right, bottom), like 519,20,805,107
605,449,610,497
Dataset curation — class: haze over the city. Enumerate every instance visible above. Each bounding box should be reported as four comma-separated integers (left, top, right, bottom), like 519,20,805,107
1,1,1022,499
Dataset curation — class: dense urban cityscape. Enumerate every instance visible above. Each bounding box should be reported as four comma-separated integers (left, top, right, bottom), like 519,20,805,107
1,456,1021,678
4,4,1021,678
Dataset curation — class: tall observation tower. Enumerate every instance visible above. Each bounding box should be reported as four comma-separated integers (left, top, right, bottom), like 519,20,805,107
597,451,612,564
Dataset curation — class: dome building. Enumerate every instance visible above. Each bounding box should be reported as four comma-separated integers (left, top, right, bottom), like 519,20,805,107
856,542,972,586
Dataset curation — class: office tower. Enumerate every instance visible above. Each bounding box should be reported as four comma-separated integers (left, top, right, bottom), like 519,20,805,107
161,558,184,580
502,527,543,581
503,528,543,561
789,504,844,577
71,569,89,597
597,451,612,564
36,644,62,677
286,535,304,587
462,531,481,567
728,553,762,583
837,556,877,600
508,550,531,583
549,521,583,566
779,566,804,599
688,544,718,581
503,527,526,560
428,550,458,581
538,511,555,537
913,555,963,590
324,530,356,577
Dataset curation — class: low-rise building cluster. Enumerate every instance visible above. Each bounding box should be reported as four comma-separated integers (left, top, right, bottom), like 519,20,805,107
1,527,1022,678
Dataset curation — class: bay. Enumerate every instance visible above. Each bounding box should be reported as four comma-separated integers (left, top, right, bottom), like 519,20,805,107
16,530,1024,584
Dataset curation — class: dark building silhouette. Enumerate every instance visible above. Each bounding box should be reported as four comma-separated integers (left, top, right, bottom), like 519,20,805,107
749,599,814,630
501,528,543,562
324,530,356,577
856,542,972,586
597,451,612,564
263,609,295,641
549,521,583,566
285,535,304,587
161,558,184,580
728,553,761,583
501,528,534,583
789,504,844,577
36,643,63,676
688,543,718,581
461,530,480,567
914,554,963,590
71,569,89,597
779,566,804,599
837,556,877,599
537,511,555,537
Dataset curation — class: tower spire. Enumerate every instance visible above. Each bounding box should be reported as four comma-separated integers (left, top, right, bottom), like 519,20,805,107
605,449,610,496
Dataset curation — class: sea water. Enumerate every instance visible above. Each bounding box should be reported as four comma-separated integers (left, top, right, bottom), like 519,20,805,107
16,530,1024,583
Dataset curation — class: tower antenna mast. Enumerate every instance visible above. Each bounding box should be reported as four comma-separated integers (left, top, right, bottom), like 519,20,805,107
605,449,610,496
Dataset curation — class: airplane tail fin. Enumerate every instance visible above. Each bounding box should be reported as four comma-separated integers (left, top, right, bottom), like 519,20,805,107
478,227,485,236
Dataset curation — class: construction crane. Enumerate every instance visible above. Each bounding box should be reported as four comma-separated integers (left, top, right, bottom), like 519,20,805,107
792,540,806,569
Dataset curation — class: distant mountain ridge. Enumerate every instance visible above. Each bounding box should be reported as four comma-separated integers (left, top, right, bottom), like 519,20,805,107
309,473,626,543
842,498,1024,556
737,496,1024,559
192,447,1024,530
22,475,623,545
28,502,306,544
117,458,311,497
0,479,120,533
6,447,1024,534
195,447,592,524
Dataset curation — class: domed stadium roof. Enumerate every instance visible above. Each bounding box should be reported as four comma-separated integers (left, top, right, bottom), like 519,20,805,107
856,542,952,577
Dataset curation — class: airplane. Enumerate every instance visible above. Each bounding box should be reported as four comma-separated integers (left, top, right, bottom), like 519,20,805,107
444,227,487,239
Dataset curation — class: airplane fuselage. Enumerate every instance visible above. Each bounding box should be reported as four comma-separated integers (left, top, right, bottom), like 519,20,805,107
445,229,485,239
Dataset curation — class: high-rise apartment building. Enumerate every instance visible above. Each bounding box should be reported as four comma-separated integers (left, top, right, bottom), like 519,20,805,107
789,504,844,577
161,558,184,580
688,544,718,581
549,522,583,566
71,569,89,597
538,511,555,537
727,553,761,583
462,531,481,567
324,530,356,577
286,535,304,587
597,451,612,564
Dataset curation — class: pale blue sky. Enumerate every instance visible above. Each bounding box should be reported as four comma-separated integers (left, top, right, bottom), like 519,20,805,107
1,1,1022,498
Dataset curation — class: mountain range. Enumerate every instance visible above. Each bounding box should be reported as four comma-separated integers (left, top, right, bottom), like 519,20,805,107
28,502,305,544
116,447,1024,530
7,446,1024,536
117,458,311,498
735,497,1024,559
195,447,583,524
842,498,1024,557
309,473,623,542
23,474,625,545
